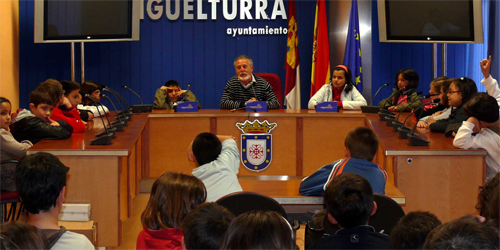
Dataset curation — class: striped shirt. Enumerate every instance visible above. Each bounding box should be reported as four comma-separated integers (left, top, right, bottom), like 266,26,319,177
220,75,280,109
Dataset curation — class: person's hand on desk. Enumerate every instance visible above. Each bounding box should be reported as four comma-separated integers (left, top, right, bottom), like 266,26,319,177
388,106,397,111
217,135,236,142
427,116,437,125
247,97,258,103
417,120,428,128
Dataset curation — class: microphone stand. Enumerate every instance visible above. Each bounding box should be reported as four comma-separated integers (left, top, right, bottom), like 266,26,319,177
122,85,154,113
372,83,389,106
105,87,132,115
390,91,423,128
173,83,192,111
383,89,419,125
103,88,131,120
102,94,128,127
86,95,114,145
397,99,440,139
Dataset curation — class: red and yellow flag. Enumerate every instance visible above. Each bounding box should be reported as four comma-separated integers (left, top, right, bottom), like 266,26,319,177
310,0,330,97
285,0,301,109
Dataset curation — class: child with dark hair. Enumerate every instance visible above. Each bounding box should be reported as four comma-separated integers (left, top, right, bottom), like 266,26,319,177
15,152,94,249
308,65,367,110
0,97,33,192
154,80,199,109
181,202,235,250
77,80,109,117
454,57,500,177
10,89,72,144
310,172,390,249
423,216,499,249
429,76,478,135
417,79,452,128
390,211,441,249
137,172,206,250
378,69,422,111
60,80,93,122
0,221,49,249
220,210,297,250
415,76,449,120
188,133,242,201
475,173,499,218
300,127,387,195
486,186,499,229
38,79,86,133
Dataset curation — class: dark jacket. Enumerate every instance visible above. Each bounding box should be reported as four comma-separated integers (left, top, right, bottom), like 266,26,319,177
429,106,469,133
153,89,199,109
378,89,421,111
10,109,73,144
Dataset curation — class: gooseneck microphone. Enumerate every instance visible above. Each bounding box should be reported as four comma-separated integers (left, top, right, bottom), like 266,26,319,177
86,95,114,145
178,83,192,103
391,91,424,128
397,99,440,138
101,94,128,128
231,106,257,112
372,82,390,105
103,88,132,118
385,90,422,127
122,85,143,105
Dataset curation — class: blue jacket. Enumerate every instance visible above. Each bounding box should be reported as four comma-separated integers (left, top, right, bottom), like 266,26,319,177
299,158,388,195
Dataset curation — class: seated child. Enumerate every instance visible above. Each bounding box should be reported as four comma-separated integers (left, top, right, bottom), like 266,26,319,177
181,202,235,250
475,173,499,218
137,172,206,250
38,79,86,133
61,80,93,122
417,79,452,128
0,221,49,249
10,89,72,144
188,133,242,202
429,77,478,134
15,152,94,249
154,80,199,109
423,216,499,249
0,97,33,192
78,80,109,117
220,210,296,250
378,69,422,111
310,173,391,249
390,211,442,249
415,76,448,120
300,127,387,195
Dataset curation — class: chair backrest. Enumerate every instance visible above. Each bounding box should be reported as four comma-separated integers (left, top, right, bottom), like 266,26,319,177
216,192,287,219
254,73,283,109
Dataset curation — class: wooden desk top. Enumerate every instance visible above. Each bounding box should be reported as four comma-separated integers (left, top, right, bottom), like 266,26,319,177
28,113,149,156
149,109,366,118
238,176,406,205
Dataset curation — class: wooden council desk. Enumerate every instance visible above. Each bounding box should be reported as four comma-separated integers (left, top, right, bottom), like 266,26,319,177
28,110,485,246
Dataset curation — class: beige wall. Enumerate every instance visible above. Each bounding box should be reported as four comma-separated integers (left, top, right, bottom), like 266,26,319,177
0,0,20,110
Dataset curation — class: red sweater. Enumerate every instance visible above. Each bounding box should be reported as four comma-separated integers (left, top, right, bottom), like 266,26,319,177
136,227,183,250
51,106,86,133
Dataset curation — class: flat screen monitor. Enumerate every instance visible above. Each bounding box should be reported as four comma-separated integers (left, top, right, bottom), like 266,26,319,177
34,0,140,43
377,0,483,43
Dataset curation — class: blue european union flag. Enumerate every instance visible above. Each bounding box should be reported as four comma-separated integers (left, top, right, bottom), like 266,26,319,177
343,0,363,92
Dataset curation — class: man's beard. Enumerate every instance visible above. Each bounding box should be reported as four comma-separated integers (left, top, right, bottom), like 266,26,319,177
238,73,251,82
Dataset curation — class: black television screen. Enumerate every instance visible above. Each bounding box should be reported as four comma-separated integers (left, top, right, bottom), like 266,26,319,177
35,0,140,43
377,0,483,43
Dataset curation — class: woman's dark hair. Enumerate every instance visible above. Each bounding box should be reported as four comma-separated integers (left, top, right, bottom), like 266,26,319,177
220,210,296,250
0,221,49,249
0,97,11,105
440,79,452,108
331,65,354,94
141,172,206,230
81,80,103,105
392,69,419,105
476,173,499,217
451,77,478,107
60,80,80,97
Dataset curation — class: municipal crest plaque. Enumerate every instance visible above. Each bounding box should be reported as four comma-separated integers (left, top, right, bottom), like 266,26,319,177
236,120,277,172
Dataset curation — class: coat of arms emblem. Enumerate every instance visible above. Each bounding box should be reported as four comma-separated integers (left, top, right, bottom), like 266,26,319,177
236,120,277,171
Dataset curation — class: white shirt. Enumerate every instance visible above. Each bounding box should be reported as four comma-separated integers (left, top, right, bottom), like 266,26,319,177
192,139,243,202
308,84,367,110
76,104,109,118
420,107,452,123
51,231,94,250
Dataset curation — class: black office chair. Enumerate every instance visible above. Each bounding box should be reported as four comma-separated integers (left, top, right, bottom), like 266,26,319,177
304,194,405,249
216,192,288,218
1,160,23,223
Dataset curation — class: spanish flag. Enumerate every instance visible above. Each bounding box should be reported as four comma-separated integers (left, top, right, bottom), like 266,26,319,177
285,0,300,110
310,0,330,97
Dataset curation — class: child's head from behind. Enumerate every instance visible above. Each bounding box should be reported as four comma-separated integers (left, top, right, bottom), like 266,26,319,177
464,93,499,124
395,69,419,90
37,79,64,107
15,152,69,215
191,133,222,166
476,173,499,218
0,97,12,130
324,172,375,228
29,90,55,123
344,127,379,161
447,77,478,108
331,65,353,90
423,216,499,249
182,202,235,250
390,211,442,249
141,172,206,230
220,210,296,250
0,221,49,249
430,76,448,101
61,80,82,107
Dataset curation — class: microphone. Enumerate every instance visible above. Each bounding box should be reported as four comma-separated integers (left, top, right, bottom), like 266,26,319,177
385,90,422,126
121,84,154,113
101,94,128,128
85,94,114,145
397,98,440,138
103,87,132,118
86,94,118,135
372,82,390,105
231,106,257,112
122,84,143,105
177,83,192,103
406,99,438,146
391,91,424,128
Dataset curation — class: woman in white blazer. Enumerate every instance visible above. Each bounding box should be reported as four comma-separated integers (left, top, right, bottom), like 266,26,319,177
308,65,367,110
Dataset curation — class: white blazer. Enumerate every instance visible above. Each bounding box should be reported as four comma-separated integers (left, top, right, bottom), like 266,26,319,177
308,84,367,110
